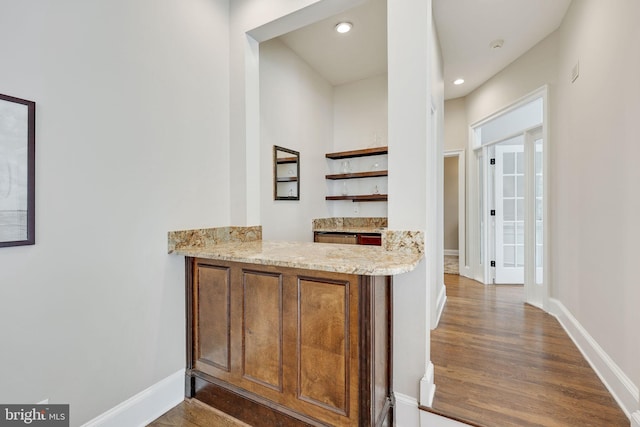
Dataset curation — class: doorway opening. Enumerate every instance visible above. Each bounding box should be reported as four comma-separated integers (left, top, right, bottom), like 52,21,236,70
469,87,548,309
443,150,465,276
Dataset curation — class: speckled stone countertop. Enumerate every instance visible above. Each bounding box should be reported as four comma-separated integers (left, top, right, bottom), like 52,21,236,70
312,217,388,234
169,225,423,276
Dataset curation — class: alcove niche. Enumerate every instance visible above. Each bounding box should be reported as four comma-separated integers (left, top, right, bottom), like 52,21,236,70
258,0,389,241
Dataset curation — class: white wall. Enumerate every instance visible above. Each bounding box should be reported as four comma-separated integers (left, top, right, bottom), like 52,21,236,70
331,74,388,218
553,0,640,403
431,6,446,337
333,74,388,151
465,31,559,126
443,97,467,152
229,0,364,226
443,98,465,255
0,0,230,425
388,0,442,411
259,39,332,241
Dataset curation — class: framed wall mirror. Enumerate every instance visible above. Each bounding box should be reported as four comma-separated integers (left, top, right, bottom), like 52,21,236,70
273,145,299,200
0,93,35,248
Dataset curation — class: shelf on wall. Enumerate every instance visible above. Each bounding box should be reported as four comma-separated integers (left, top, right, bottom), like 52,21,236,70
325,170,388,180
325,194,388,202
276,177,298,182
276,157,298,164
325,146,388,159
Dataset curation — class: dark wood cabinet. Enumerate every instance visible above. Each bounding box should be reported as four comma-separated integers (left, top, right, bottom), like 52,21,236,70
357,234,382,246
314,232,382,247
185,257,393,426
314,232,358,245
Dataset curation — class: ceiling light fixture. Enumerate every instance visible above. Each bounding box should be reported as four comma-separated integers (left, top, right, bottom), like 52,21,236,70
335,22,353,34
453,78,465,85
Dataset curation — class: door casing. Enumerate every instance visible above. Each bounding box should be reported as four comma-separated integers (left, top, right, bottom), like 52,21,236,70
467,86,549,310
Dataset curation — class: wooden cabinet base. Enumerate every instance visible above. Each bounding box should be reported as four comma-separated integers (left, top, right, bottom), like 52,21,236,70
185,257,393,427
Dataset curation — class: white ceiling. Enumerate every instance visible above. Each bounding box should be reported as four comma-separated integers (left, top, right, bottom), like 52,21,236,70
278,0,387,86
276,0,572,99
434,0,572,99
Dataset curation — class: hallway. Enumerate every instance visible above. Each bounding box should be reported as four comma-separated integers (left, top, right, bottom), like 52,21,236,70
428,274,628,426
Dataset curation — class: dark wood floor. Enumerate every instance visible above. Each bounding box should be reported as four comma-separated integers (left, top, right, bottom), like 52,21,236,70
429,274,629,427
148,398,248,427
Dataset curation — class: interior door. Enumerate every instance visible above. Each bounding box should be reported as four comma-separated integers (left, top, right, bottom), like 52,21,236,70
494,141,525,284
525,131,544,306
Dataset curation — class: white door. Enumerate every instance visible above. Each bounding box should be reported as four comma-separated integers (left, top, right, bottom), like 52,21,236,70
525,132,544,306
494,142,525,284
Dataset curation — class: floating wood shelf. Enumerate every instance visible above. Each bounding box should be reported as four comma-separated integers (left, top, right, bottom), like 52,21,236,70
276,177,298,182
325,146,388,159
325,170,388,180
276,156,298,164
325,194,388,202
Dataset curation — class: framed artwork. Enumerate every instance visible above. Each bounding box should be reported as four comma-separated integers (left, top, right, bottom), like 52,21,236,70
0,93,35,247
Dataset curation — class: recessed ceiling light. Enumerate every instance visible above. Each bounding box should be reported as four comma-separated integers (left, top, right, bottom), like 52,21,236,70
335,22,353,34
453,78,465,85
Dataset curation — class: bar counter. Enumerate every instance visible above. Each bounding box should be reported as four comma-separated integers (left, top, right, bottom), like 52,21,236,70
168,226,423,426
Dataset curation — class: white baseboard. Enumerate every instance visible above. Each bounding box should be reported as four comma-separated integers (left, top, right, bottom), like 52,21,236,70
394,392,420,427
419,362,436,408
549,298,639,419
459,266,473,280
396,390,474,426
395,390,472,426
432,284,447,329
632,411,640,427
81,369,184,427
443,250,459,256
420,410,472,427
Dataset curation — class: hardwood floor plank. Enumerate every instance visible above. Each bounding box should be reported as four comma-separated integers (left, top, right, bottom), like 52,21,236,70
148,399,249,427
430,274,628,427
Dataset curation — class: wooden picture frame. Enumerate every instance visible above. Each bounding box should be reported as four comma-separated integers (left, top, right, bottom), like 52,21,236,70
0,93,35,247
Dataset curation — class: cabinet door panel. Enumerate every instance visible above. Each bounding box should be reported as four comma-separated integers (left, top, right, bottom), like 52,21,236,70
297,278,350,415
357,234,382,246
242,269,283,391
196,264,231,371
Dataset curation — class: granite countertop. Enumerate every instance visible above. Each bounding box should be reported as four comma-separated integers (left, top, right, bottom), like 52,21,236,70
171,240,422,276
313,226,386,233
168,225,423,276
312,217,387,234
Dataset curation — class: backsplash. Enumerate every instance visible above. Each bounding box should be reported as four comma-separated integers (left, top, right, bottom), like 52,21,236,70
168,226,262,253
312,217,388,230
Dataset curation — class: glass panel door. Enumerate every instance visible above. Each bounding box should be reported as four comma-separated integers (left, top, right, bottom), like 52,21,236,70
494,138,525,284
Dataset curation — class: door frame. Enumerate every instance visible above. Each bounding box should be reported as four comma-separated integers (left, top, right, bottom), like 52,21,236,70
467,85,549,310
443,149,466,277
